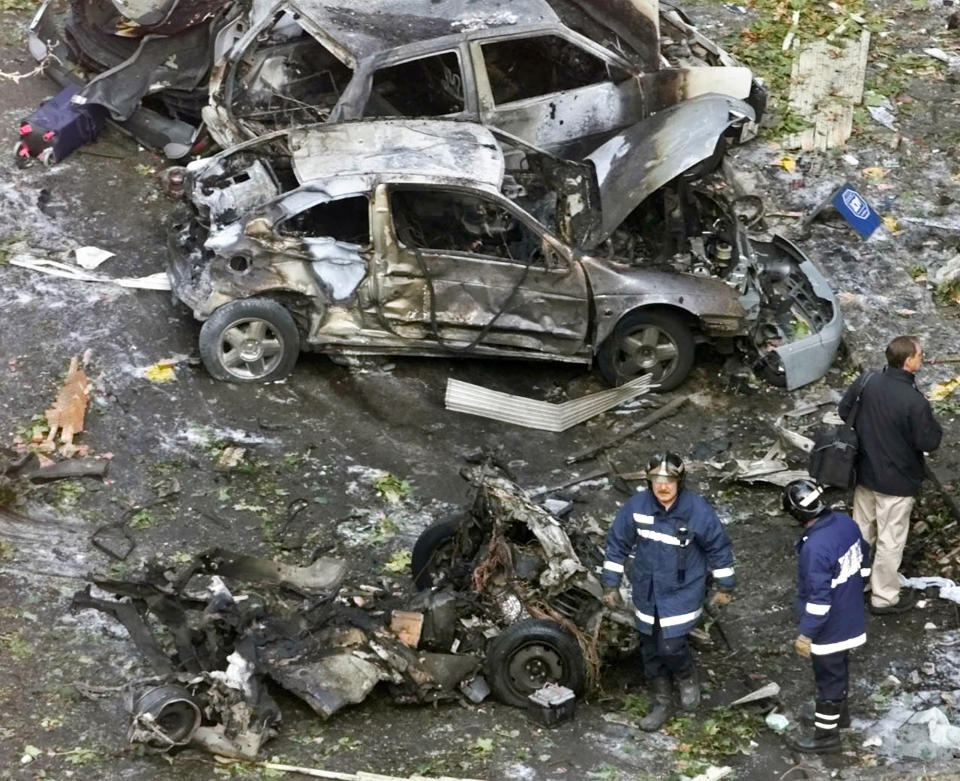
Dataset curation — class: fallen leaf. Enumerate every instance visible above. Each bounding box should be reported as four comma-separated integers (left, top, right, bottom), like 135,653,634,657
929,376,960,401
895,308,916,316
144,360,177,383
778,156,797,172
863,166,886,179
882,215,900,232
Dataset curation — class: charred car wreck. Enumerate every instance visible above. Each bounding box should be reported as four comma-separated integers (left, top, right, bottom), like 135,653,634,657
167,114,842,390
27,0,764,160
74,468,638,757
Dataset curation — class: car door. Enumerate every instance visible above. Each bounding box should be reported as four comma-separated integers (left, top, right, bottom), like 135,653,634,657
373,184,589,356
240,190,373,307
470,31,644,156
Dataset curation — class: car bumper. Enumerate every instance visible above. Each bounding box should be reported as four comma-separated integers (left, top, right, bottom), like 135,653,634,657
756,236,843,391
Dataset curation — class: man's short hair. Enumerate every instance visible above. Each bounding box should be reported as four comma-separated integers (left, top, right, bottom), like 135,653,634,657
886,335,920,368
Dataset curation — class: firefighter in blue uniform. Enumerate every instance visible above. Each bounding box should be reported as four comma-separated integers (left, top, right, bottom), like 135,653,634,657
601,453,735,731
783,478,871,753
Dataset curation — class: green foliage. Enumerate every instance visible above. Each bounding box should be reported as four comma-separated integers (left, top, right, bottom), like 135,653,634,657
374,472,413,504
0,538,15,559
620,693,651,720
665,706,763,764
63,747,98,765
909,265,927,280
468,737,494,758
0,0,36,10
128,509,156,529
934,278,960,307
383,549,411,573
0,631,30,661
366,513,399,544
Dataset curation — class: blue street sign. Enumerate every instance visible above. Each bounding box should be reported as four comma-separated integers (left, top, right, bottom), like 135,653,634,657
830,184,881,238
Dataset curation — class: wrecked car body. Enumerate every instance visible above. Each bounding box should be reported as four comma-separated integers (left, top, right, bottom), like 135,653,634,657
28,0,764,159
73,468,637,756
167,116,842,390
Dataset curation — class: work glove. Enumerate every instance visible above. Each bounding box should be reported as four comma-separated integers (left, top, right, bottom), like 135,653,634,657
708,590,732,608
602,587,622,609
794,634,812,658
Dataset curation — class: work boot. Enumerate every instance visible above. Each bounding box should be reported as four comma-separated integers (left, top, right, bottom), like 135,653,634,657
789,700,843,753
800,698,850,728
677,669,700,711
639,676,673,732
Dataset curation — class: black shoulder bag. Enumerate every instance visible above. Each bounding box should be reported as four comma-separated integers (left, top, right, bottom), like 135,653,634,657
808,372,875,489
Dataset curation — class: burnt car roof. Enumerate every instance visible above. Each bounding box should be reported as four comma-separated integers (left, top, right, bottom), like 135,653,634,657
289,119,505,192
286,0,560,61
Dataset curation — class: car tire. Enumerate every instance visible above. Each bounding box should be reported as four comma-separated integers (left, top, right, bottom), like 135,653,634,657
596,309,695,391
411,514,476,591
199,298,300,383
486,619,586,708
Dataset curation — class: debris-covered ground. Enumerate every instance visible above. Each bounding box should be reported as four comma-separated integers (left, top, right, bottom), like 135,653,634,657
1,1,960,779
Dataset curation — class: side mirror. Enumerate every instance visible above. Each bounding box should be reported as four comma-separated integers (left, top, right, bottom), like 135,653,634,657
243,217,272,238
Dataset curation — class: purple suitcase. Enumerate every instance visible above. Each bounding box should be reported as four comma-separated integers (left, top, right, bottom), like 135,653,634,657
17,85,108,165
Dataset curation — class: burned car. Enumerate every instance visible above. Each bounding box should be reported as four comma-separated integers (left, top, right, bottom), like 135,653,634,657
72,467,636,756
167,113,842,390
28,0,764,160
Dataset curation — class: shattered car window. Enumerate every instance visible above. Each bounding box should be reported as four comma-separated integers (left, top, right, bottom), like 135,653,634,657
278,194,370,245
366,52,465,118
229,14,351,129
482,36,627,105
391,189,543,264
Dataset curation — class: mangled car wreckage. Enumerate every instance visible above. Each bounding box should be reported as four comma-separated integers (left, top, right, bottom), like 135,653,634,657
167,114,842,390
73,467,638,756
28,0,765,160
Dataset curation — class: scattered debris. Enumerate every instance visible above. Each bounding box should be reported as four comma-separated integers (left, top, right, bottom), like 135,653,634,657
897,708,960,761
445,375,652,432
74,246,115,270
784,32,870,151
928,377,960,401
527,683,576,727
8,252,172,290
260,761,482,781
566,395,691,464
900,575,960,607
764,711,789,733
727,682,780,707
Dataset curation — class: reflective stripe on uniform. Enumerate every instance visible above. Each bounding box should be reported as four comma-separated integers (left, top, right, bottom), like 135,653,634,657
810,632,866,655
712,567,734,578
805,602,831,616
861,567,871,577
814,721,839,730
815,712,840,721
638,529,682,546
635,609,655,624
659,607,703,627
632,513,655,525
603,560,624,573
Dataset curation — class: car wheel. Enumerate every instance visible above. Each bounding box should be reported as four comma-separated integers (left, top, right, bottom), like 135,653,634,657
411,514,476,591
199,298,300,383
486,619,586,708
597,310,695,391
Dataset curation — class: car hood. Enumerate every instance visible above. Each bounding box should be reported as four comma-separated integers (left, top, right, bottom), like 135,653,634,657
582,94,754,248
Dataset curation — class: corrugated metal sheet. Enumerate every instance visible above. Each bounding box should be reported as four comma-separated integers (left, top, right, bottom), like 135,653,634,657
445,375,652,431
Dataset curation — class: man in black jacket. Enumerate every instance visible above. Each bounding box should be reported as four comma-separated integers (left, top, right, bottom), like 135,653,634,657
838,335,942,614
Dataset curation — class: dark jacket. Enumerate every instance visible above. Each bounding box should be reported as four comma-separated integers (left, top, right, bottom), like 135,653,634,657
839,367,942,496
796,510,870,655
602,488,735,639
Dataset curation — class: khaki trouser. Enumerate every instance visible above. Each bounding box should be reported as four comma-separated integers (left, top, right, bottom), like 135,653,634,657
852,485,914,607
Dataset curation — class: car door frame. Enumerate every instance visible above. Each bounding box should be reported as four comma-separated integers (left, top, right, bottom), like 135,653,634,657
467,25,644,154
371,181,592,356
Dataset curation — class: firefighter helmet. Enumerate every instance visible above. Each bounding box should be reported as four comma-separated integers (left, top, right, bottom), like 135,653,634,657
782,478,827,523
645,452,685,486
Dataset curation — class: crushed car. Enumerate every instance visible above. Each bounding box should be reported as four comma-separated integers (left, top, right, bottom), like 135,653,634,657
27,0,765,160
166,114,842,390
72,467,639,756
